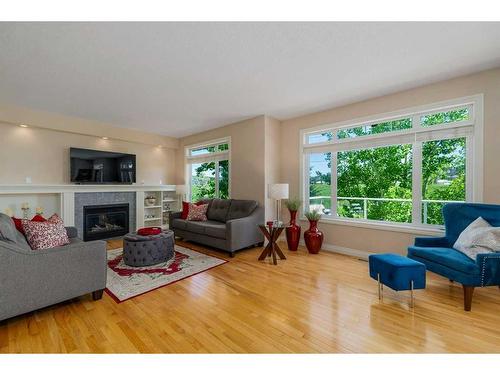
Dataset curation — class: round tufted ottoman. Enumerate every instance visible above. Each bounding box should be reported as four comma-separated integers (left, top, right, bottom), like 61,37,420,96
123,230,175,267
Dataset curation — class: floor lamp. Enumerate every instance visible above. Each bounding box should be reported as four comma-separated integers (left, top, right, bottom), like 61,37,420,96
268,183,289,226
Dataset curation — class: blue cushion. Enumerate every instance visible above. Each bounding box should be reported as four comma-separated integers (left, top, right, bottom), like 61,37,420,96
407,246,479,275
443,203,500,244
369,253,426,291
408,253,479,285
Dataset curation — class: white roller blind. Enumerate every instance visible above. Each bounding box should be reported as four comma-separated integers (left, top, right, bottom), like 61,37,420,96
186,151,229,164
303,126,473,154
415,126,472,142
303,133,415,153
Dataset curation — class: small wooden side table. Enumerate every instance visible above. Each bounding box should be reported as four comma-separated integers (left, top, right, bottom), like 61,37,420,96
258,224,286,265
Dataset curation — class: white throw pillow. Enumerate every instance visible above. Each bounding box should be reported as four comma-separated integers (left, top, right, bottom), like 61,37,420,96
453,217,500,260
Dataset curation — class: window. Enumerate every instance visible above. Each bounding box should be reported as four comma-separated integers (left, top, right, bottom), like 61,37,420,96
421,138,466,225
308,152,332,215
337,118,412,139
421,106,470,127
301,96,482,229
337,144,413,223
186,138,230,201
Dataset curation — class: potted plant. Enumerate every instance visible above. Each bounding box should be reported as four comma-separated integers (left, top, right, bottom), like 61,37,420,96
304,209,324,254
285,198,302,251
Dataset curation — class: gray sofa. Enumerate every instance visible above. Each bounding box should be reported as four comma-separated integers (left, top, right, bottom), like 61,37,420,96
0,213,107,321
170,198,264,257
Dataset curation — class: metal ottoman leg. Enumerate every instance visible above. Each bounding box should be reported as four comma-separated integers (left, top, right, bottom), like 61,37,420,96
410,280,414,308
377,273,383,300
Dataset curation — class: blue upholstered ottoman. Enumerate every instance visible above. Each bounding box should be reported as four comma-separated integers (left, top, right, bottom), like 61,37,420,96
368,253,426,307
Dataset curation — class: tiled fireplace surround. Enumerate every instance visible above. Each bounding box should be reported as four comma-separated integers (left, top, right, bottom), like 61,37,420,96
75,192,136,240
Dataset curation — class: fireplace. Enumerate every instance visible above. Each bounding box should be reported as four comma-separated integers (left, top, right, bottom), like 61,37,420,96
83,203,129,241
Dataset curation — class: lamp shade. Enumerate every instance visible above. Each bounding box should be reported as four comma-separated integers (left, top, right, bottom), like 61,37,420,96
268,183,289,200
175,184,186,194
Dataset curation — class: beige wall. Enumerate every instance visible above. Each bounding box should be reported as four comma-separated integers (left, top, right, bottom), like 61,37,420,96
0,103,178,148
280,67,500,255
264,116,282,221
0,104,178,185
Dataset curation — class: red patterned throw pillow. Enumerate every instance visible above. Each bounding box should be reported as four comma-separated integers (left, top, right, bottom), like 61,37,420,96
181,200,205,219
22,213,69,250
11,217,25,234
46,213,64,224
12,214,47,235
186,203,208,221
32,214,47,222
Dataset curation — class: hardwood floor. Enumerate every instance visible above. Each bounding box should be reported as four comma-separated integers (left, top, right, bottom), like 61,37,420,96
1,239,500,353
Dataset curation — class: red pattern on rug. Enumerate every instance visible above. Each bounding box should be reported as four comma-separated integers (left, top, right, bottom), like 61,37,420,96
105,245,227,303
107,251,189,276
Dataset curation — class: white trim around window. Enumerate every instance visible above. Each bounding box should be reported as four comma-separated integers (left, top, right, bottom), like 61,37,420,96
299,94,484,235
184,137,232,201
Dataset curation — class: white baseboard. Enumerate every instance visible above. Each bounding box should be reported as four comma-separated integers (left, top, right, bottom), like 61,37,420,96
276,234,372,260
320,243,371,260
296,239,372,260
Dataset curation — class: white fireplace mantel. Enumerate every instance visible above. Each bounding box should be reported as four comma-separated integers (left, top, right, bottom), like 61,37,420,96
0,184,176,194
0,184,177,229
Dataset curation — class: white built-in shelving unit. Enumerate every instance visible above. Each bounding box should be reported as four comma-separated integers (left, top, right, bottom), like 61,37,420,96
138,189,179,229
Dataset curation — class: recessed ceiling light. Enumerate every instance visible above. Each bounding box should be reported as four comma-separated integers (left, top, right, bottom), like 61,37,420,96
19,124,29,128
157,145,163,148
102,137,109,140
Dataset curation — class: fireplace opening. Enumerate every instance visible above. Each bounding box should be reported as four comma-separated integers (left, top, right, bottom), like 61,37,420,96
83,203,129,241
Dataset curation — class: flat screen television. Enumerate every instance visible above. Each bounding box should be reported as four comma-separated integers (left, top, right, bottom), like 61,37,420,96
70,148,136,184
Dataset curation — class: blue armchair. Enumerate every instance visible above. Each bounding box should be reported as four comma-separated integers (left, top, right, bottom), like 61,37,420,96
408,203,500,311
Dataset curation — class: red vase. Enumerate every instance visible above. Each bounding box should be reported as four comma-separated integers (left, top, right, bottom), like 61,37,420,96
285,210,301,251
304,220,323,254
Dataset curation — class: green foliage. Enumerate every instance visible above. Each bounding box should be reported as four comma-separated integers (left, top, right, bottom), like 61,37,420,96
192,142,229,155
191,162,215,201
285,198,302,211
421,108,469,127
191,160,229,201
309,183,331,209
218,160,230,199
337,118,412,139
422,138,465,198
310,111,467,225
305,209,322,221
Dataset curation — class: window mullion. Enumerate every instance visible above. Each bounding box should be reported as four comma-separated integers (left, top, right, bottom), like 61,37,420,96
466,136,473,201
331,151,338,218
215,160,219,198
412,140,423,225
304,154,310,214
185,162,189,201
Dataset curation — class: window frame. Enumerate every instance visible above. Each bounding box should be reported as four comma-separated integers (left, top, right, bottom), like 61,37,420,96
299,95,483,235
185,137,231,201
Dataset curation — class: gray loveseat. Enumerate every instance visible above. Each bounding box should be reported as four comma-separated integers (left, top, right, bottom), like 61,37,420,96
0,213,107,321
170,198,264,257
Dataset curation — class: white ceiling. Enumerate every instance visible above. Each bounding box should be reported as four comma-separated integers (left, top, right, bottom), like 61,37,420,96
1,22,500,138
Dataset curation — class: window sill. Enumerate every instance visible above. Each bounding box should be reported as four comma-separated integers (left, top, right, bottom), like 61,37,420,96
299,216,444,236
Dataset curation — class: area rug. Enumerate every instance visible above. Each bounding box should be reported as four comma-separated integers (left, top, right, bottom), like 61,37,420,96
105,245,227,302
